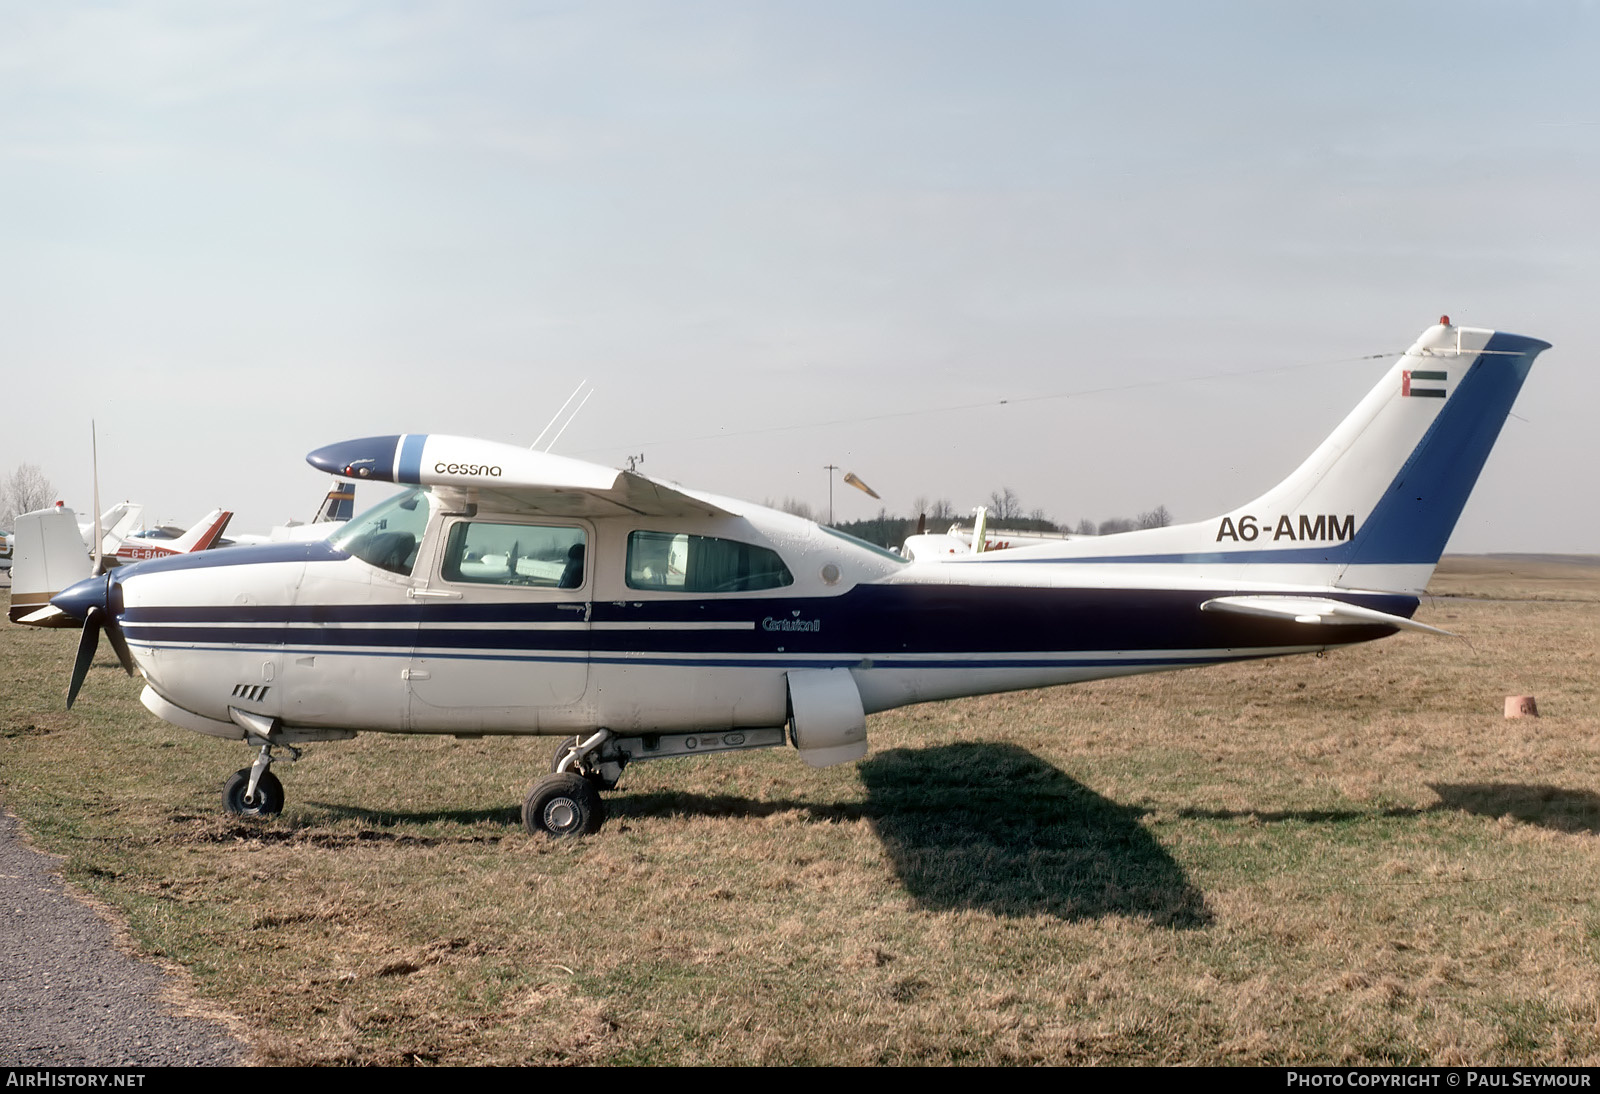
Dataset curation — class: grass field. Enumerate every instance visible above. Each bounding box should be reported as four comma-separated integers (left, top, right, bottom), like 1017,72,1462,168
2,556,1598,1065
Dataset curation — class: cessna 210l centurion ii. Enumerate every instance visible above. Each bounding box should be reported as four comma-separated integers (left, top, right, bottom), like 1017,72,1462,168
52,319,1547,836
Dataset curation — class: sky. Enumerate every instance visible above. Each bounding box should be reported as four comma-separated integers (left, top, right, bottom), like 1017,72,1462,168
4,2,1598,551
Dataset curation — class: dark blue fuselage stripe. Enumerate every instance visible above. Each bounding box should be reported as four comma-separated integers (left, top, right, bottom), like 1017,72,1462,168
123,639,1268,671
119,583,1409,655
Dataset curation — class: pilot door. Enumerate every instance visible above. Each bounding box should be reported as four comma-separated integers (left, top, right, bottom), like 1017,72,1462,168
405,517,593,733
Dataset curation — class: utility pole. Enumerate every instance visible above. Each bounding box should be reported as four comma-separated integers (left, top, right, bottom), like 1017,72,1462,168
823,464,840,525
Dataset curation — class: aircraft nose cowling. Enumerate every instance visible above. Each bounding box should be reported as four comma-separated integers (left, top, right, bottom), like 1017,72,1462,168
52,573,114,623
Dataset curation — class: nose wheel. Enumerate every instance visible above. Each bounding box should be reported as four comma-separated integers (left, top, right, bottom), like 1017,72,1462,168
223,768,284,816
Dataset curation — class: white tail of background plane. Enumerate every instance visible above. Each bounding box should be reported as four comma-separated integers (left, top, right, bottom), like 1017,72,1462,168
963,320,1550,594
78,501,146,558
8,505,92,626
11,507,234,625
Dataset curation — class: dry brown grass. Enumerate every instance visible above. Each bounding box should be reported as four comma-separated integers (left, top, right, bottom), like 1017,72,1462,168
1428,554,1600,602
2,558,1598,1065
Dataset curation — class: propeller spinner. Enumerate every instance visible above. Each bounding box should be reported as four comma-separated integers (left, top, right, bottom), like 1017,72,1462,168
53,573,136,708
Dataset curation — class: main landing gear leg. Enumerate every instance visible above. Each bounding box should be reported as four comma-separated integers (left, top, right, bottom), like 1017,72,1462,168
519,726,788,837
222,741,300,817
524,730,623,837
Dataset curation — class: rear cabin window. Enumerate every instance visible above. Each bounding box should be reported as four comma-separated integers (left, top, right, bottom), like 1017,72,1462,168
441,521,587,589
626,531,793,593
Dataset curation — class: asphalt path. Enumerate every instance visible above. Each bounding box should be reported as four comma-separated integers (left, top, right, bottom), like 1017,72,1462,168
0,810,249,1066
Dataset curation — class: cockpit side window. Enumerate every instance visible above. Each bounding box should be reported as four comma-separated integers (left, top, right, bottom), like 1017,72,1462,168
626,531,793,593
441,521,587,589
330,487,433,576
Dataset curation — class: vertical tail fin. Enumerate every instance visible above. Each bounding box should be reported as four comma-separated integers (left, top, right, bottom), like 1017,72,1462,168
1008,321,1548,594
84,502,146,557
8,506,92,626
168,509,234,553
313,482,356,524
1229,321,1549,591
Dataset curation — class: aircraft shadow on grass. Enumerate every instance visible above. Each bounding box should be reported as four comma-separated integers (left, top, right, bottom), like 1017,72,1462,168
186,803,516,847
855,743,1211,927
1178,783,1600,836
301,803,519,828
270,744,1208,924
1428,783,1600,835
616,741,1211,927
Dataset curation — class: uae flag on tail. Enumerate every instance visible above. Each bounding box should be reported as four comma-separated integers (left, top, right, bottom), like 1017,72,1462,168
1402,369,1447,398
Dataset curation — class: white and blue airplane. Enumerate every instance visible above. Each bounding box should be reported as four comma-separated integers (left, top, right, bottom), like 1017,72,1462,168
51,319,1548,836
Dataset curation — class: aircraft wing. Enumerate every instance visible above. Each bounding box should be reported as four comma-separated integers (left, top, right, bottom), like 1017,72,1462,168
1199,595,1455,637
471,470,732,519
306,435,733,519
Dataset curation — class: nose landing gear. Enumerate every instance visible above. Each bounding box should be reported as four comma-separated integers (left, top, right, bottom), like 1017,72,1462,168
223,768,284,816
221,740,300,817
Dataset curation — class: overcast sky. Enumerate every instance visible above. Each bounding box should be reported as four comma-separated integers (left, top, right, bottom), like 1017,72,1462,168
5,2,1597,551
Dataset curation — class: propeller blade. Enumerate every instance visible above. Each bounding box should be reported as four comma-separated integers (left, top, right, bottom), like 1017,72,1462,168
102,575,134,676
104,618,136,677
92,420,103,575
66,607,103,709
843,472,880,500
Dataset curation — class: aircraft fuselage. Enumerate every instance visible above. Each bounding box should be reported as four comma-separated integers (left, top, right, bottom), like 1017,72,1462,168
107,504,1399,743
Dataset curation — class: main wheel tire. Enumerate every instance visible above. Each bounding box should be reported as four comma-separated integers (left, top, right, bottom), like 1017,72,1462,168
223,768,284,817
522,772,606,837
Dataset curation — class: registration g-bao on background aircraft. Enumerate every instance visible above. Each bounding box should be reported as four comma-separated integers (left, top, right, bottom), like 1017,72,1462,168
50,319,1548,836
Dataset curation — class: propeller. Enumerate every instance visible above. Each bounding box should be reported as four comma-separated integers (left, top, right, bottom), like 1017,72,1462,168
842,472,880,500
91,420,103,576
63,574,135,710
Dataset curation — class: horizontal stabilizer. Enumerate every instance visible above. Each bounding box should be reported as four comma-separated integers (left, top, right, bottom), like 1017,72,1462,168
19,604,68,626
1199,595,1454,637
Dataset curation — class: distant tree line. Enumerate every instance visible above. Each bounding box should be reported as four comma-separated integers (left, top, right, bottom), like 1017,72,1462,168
1089,505,1172,537
0,463,55,529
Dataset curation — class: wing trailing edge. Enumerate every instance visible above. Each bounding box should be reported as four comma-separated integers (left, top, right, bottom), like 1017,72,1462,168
1199,595,1455,637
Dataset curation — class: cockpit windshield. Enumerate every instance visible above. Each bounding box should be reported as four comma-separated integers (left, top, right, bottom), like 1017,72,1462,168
330,487,432,576
820,524,909,565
